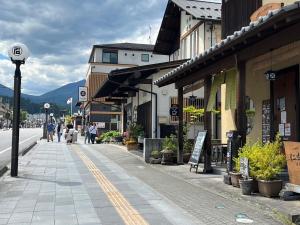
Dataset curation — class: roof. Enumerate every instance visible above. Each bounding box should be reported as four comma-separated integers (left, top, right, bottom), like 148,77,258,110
173,0,221,20
88,43,155,63
153,0,221,55
154,2,300,87
94,59,187,98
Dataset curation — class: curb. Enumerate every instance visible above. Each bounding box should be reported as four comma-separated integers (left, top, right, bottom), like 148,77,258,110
0,166,8,177
21,141,37,156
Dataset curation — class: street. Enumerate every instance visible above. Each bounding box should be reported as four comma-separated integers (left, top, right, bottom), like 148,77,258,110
0,128,41,170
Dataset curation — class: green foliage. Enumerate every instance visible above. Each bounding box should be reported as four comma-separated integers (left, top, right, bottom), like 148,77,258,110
234,135,286,180
100,131,121,142
128,123,144,140
151,150,161,159
20,110,28,122
162,134,178,153
184,106,205,124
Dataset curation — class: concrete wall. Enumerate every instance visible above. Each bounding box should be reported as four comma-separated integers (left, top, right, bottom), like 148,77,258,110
93,48,169,66
245,41,300,143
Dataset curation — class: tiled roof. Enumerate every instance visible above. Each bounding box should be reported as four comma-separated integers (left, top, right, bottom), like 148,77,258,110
173,0,221,20
154,2,300,86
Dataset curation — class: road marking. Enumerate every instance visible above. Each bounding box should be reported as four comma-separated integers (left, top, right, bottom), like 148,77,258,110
0,135,39,154
72,145,149,225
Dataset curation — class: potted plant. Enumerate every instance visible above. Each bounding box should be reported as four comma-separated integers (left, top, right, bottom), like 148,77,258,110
229,162,243,188
149,149,162,164
161,134,177,165
126,123,143,151
255,135,286,197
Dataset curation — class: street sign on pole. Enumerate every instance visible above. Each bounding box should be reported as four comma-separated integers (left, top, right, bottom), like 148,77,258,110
78,86,88,102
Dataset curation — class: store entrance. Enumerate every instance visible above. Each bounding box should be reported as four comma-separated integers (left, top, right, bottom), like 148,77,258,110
273,65,300,141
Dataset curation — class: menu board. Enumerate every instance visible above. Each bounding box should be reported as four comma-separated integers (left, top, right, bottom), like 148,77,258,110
189,131,207,165
262,100,271,144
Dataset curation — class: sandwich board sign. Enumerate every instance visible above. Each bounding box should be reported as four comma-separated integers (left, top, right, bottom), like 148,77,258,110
189,131,207,173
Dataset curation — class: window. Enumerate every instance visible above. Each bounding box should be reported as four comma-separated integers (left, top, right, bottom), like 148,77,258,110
102,49,118,64
141,54,149,62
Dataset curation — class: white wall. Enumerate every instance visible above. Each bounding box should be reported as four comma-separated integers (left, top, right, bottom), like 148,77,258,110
93,48,169,66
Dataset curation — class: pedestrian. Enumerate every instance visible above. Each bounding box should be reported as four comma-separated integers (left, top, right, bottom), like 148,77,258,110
47,121,55,142
57,122,64,142
84,123,91,144
89,123,97,144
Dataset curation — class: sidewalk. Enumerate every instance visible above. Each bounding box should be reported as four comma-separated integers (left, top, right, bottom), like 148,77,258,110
109,143,300,225
0,137,296,225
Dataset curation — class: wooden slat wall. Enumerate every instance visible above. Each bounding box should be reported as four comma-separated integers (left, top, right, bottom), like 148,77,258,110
87,73,108,102
171,97,205,123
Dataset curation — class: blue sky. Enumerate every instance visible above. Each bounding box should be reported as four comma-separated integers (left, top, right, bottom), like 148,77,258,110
0,0,167,95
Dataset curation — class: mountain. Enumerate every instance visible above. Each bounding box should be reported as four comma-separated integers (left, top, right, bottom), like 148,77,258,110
0,80,86,107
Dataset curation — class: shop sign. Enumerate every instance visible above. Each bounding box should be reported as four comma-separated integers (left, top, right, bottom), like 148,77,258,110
169,104,179,116
240,157,249,178
96,122,105,129
78,86,88,102
284,141,300,185
264,70,276,81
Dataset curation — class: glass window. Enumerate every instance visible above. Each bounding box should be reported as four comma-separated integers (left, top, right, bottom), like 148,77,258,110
102,49,118,64
141,54,149,62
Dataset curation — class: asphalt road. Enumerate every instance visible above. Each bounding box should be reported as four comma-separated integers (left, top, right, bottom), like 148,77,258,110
0,128,42,170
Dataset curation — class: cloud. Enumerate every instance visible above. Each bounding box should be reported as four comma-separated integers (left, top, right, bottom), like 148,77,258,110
0,0,167,95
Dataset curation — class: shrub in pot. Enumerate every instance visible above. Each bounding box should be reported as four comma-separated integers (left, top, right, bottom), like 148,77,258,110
150,150,162,164
255,135,286,197
161,135,177,165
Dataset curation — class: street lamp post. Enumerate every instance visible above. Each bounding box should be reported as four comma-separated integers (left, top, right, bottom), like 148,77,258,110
43,103,50,139
8,43,29,177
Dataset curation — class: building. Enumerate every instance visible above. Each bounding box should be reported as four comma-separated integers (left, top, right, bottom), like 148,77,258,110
0,97,12,129
154,0,300,166
94,0,222,141
84,43,169,130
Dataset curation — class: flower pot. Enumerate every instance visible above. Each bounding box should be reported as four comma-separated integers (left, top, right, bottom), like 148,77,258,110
223,174,232,185
161,150,174,165
149,157,162,164
239,179,253,195
183,153,191,163
252,179,259,193
126,142,138,151
229,172,242,188
258,180,283,197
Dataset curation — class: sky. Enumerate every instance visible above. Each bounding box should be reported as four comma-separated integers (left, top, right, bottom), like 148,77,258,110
0,0,167,95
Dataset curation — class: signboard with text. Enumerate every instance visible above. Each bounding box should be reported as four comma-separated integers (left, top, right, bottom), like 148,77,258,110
78,86,88,102
284,141,300,185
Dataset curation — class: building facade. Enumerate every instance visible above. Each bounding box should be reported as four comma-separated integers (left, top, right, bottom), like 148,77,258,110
84,43,169,130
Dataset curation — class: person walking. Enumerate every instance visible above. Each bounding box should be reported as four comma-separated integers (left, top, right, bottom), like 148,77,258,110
84,123,91,144
89,123,97,144
47,122,55,142
57,122,64,142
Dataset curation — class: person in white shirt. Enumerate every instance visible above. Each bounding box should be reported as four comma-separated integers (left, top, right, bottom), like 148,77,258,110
89,123,97,144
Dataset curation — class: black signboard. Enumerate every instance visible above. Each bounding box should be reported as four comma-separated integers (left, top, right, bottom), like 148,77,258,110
189,131,207,173
262,100,271,144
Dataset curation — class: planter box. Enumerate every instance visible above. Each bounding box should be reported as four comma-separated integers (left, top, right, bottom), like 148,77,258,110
239,179,253,195
229,172,242,188
127,143,138,151
258,180,283,197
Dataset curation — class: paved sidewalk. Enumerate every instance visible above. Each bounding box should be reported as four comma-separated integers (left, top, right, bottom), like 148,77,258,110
0,137,294,225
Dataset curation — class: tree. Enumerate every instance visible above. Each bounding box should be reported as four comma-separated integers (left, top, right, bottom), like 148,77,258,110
20,110,28,122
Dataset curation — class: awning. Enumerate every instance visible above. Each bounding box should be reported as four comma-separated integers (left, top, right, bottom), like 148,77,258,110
154,2,300,87
94,60,187,98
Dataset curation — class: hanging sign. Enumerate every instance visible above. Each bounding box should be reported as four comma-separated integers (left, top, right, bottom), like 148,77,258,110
169,104,179,116
78,86,88,102
264,70,277,81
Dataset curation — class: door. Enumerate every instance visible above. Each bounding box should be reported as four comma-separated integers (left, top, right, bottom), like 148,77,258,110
273,66,300,141
137,101,152,138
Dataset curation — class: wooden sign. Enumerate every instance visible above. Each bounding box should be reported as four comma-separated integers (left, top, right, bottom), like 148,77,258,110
284,141,300,185
189,131,207,172
250,3,282,22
